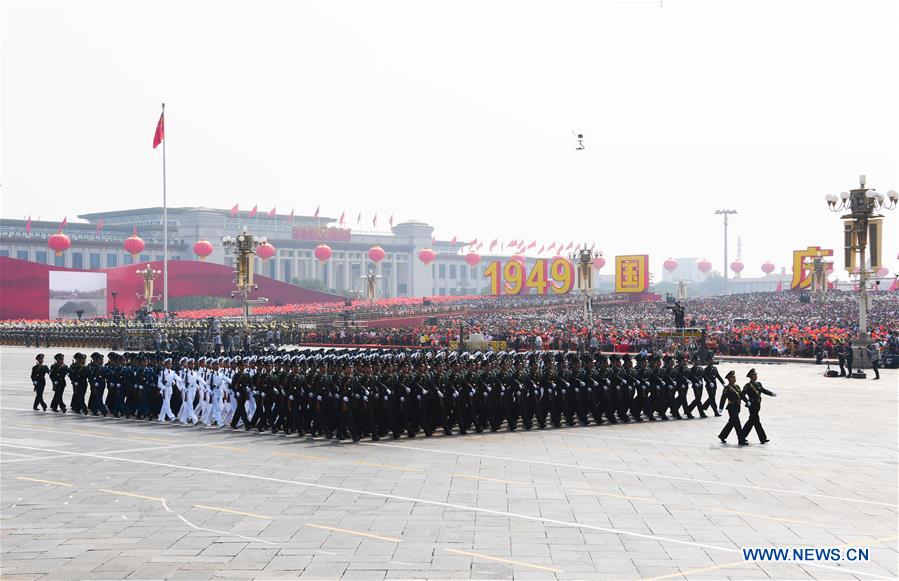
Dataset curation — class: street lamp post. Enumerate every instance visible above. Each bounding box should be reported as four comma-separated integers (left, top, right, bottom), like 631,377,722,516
714,209,737,294
825,175,897,373
222,227,270,327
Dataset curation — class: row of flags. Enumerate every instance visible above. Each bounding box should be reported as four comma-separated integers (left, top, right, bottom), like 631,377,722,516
226,204,398,229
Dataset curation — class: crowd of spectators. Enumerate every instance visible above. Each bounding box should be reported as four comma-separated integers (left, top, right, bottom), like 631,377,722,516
1,291,896,363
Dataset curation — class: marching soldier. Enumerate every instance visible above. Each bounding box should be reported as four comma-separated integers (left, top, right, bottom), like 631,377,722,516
702,358,724,417
740,369,777,444
717,370,749,445
49,353,69,413
31,353,49,411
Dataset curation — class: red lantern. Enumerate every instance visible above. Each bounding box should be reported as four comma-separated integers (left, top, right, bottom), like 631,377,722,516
663,258,678,272
464,252,481,266
257,242,276,260
509,254,525,265
193,240,213,261
418,248,436,266
314,244,333,263
592,256,606,270
761,261,775,275
697,259,712,274
123,227,145,259
730,260,744,274
48,232,71,257
368,246,386,263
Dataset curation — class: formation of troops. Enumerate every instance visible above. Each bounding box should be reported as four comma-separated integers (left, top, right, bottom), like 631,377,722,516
29,348,776,444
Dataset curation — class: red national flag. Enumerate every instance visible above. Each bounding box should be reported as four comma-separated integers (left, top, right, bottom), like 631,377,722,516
95,218,104,235
248,205,258,218
230,204,239,217
565,242,573,250
289,208,295,224
508,239,517,247
389,214,394,227
527,240,536,249
267,206,276,218
469,238,478,247
59,217,68,232
477,242,483,250
547,242,556,251
339,211,345,225
489,239,497,251
25,215,32,234
314,205,320,218
538,245,545,254
152,111,165,149
450,236,457,244
372,213,378,228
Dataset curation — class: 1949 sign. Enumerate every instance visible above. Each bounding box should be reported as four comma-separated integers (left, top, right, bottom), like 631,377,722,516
483,258,574,295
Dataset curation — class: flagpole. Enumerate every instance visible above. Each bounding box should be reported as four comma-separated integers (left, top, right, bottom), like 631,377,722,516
161,102,169,315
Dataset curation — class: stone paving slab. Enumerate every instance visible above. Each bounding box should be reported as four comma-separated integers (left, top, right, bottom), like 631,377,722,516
1,346,897,580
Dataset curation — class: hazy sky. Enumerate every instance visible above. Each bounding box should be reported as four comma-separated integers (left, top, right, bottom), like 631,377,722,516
2,0,897,277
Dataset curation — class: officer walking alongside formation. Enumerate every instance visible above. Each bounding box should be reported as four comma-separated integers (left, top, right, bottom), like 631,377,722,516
740,368,776,444
717,370,748,445
31,353,49,411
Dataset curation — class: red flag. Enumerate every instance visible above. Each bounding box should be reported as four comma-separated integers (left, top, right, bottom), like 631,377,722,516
230,204,239,217
450,236,457,244
248,205,258,218
527,240,536,249
356,212,362,225
547,242,556,251
339,211,345,225
489,239,497,251
95,218,104,235
314,205,320,218
776,281,783,292
267,206,276,218
372,213,378,228
538,245,545,254
477,242,483,250
59,217,67,232
289,207,295,224
508,239,517,247
25,215,32,234
152,111,165,149
565,242,573,250
389,214,394,227
470,238,478,246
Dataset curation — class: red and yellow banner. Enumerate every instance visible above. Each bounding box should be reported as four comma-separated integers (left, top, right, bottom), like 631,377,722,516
615,255,649,293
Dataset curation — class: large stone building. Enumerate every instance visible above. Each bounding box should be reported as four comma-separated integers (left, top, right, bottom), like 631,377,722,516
0,207,542,298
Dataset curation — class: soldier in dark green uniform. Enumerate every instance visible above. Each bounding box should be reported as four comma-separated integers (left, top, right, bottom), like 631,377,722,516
740,368,777,444
717,370,749,445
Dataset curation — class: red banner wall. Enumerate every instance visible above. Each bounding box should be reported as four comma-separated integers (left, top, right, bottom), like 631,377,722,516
0,257,343,320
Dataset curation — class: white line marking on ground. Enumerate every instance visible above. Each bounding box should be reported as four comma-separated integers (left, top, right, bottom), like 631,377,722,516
360,441,895,508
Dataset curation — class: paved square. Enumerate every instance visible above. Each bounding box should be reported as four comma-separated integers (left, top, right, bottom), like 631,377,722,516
1,346,896,580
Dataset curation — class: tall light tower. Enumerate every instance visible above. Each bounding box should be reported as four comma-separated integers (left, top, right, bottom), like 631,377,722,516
825,175,897,373
714,209,737,294
222,227,270,326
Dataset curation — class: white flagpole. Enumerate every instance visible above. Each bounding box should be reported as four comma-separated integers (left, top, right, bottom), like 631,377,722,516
161,102,169,315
